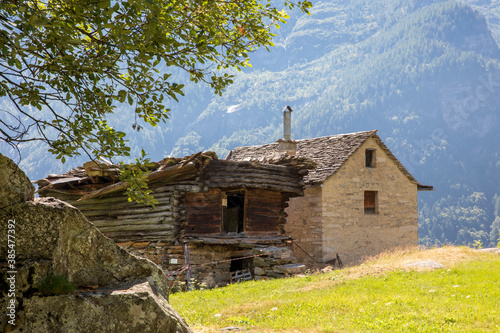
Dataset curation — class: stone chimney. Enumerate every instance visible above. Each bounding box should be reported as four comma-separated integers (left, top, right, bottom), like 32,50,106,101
277,106,297,155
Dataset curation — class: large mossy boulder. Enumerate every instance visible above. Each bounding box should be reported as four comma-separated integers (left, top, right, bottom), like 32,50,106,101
0,154,191,332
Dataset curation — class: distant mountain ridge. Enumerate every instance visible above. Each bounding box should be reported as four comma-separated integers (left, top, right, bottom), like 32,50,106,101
165,0,500,247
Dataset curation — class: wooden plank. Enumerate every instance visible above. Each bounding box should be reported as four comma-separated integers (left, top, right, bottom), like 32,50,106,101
90,215,174,225
244,197,282,208
73,197,173,210
150,185,187,193
208,181,302,195
185,189,221,232
185,225,221,234
209,166,298,179
186,204,220,212
98,224,176,233
246,188,279,197
246,213,278,221
209,173,299,185
184,234,285,244
246,216,278,225
246,194,282,203
184,200,219,207
186,216,220,227
246,213,279,228
246,207,281,216
115,210,174,220
211,160,297,173
245,223,278,232
246,196,282,203
185,189,220,198
76,163,197,202
103,230,176,242
209,176,300,188
80,205,172,217
186,208,220,215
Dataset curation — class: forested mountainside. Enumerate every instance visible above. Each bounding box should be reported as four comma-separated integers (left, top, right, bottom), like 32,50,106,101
2,0,499,247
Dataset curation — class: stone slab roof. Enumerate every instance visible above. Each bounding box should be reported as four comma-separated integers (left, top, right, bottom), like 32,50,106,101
230,130,430,189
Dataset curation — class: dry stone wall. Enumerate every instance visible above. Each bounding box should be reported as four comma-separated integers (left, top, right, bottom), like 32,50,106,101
285,186,324,268
320,137,418,265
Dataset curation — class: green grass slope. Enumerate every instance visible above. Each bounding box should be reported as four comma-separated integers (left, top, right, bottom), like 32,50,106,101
171,246,500,332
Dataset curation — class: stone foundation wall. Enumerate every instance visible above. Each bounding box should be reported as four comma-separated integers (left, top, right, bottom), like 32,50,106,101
285,186,324,268
117,241,304,288
118,241,185,267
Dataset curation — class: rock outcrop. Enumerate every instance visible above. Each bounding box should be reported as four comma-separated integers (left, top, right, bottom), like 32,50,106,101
0,154,192,332
0,154,34,209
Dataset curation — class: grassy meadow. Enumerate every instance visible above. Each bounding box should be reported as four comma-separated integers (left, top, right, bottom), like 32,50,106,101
170,247,500,332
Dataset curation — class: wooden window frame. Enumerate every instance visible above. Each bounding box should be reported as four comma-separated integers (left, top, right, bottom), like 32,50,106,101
364,190,378,214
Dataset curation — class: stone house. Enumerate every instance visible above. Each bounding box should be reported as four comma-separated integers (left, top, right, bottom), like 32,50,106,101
229,107,433,267
37,152,315,287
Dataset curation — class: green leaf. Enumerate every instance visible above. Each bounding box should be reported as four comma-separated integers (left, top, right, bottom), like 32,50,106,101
118,89,127,103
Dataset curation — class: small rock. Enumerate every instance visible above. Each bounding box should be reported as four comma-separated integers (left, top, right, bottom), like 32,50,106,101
256,246,293,259
478,248,500,254
221,326,242,331
273,263,307,275
254,266,266,276
321,265,334,273
405,260,446,269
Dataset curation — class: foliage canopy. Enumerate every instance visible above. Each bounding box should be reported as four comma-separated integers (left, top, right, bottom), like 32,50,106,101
0,0,311,162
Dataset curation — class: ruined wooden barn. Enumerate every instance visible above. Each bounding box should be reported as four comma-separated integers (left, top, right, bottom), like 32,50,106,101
37,152,315,287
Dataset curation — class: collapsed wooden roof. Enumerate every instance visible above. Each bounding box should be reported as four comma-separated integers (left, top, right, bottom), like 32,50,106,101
36,151,317,200
229,130,433,190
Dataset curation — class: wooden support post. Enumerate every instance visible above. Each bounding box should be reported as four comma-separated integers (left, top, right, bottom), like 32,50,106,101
184,243,192,290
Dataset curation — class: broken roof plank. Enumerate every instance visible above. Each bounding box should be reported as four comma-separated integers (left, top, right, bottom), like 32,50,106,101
76,162,199,202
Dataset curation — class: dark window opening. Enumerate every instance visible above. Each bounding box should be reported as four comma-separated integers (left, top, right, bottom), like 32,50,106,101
364,191,377,214
230,257,247,272
222,191,245,233
229,257,253,283
365,149,376,167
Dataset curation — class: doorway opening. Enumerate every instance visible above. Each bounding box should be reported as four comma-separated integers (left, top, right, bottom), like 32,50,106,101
222,191,245,233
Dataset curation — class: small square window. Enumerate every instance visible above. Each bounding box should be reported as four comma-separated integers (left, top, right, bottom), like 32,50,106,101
364,191,378,214
365,149,376,167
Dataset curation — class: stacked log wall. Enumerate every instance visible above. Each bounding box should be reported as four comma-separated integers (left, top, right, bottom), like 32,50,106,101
208,160,303,195
45,181,204,243
245,189,282,234
184,188,222,235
